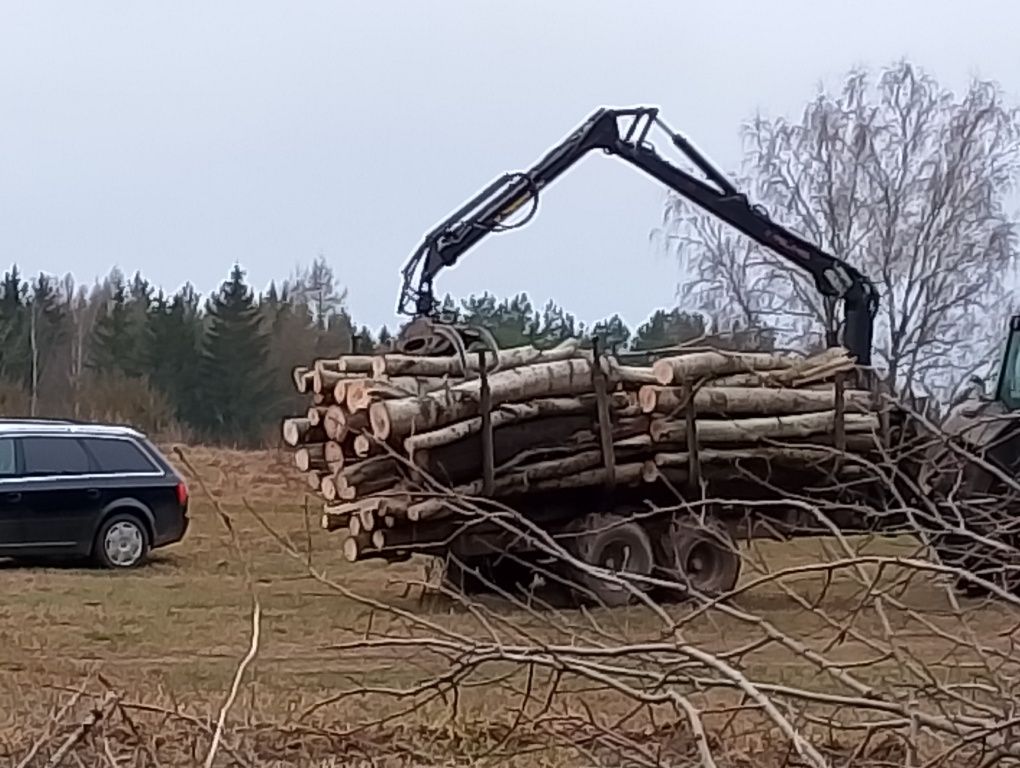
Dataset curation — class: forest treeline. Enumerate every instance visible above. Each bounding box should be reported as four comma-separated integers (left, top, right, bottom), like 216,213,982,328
0,258,769,446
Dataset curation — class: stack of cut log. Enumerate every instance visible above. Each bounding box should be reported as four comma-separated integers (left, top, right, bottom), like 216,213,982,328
282,339,882,563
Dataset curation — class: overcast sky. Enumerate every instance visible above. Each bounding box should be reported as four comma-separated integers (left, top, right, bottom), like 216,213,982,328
2,1,1018,333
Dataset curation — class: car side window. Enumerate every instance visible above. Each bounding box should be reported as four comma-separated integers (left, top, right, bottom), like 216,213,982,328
83,438,157,473
0,438,16,476
20,437,91,476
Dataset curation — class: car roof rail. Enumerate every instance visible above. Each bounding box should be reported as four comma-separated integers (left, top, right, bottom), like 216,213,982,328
0,416,81,424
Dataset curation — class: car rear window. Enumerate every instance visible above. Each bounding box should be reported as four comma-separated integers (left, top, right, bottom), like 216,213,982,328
0,438,15,476
83,438,157,473
21,437,91,475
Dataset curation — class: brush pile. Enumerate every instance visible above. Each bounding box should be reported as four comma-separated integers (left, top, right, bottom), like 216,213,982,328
282,339,883,562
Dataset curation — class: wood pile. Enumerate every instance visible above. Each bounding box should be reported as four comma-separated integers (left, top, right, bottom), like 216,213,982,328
281,339,882,563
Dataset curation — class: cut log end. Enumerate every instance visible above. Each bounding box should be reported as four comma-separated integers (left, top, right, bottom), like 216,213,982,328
333,380,349,405
638,386,659,414
369,402,392,441
282,417,311,447
342,536,360,563
324,406,348,442
324,441,345,470
353,434,374,458
346,380,369,412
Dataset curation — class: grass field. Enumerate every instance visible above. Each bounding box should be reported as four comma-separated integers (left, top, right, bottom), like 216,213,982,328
4,444,1020,766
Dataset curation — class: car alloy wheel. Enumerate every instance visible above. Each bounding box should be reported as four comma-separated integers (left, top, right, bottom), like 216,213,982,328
101,518,147,568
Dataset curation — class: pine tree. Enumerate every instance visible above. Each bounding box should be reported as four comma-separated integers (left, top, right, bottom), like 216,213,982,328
199,264,273,445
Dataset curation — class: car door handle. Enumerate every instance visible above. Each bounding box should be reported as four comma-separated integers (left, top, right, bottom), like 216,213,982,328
5,492,21,503
86,489,101,500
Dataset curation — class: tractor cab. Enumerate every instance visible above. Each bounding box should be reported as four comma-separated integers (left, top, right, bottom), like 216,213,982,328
939,314,1020,481
992,315,1020,412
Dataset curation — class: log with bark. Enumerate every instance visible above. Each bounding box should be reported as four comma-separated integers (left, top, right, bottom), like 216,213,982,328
371,339,582,378
637,385,873,416
370,358,606,441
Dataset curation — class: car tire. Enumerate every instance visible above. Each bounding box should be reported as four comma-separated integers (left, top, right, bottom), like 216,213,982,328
94,513,150,569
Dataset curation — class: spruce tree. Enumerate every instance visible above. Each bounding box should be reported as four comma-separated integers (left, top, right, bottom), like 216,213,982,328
145,285,202,427
26,274,69,410
199,264,272,445
90,276,141,377
0,266,29,386
590,314,631,352
631,308,707,350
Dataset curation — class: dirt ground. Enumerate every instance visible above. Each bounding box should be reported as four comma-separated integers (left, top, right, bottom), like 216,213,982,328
3,445,1018,766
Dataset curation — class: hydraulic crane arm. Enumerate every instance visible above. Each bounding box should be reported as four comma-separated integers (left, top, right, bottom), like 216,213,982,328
398,107,878,365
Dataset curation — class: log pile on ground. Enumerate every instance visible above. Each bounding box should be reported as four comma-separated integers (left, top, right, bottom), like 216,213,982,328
281,339,883,563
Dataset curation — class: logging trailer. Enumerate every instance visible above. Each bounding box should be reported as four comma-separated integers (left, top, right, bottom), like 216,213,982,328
352,107,1020,605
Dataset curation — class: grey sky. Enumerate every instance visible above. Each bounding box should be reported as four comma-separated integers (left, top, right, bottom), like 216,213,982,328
2,1,1018,333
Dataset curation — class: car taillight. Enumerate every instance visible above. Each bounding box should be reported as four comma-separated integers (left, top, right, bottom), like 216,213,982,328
176,481,189,507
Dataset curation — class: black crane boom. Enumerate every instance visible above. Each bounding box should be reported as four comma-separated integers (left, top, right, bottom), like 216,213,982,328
398,106,877,365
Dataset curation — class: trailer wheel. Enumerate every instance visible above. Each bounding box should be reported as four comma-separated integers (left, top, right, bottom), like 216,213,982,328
567,513,655,607
667,519,740,598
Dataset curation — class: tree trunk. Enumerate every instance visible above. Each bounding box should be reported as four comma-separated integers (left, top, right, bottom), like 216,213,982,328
306,406,329,426
323,406,347,441
608,362,659,385
335,355,383,374
637,385,873,416
343,533,374,562
371,339,582,378
282,417,327,447
313,368,345,395
406,462,645,522
324,440,345,467
294,444,327,472
402,393,630,455
413,414,596,485
292,366,311,393
649,411,878,443
346,377,447,412
651,350,798,386
353,433,381,458
371,358,604,441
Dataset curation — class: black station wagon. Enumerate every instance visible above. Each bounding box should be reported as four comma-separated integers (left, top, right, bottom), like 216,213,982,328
0,419,189,568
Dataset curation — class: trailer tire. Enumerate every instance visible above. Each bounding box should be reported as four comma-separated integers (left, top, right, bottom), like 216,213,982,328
567,513,655,607
667,519,740,598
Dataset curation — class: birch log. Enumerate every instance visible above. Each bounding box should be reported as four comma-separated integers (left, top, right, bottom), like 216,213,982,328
637,385,873,416
371,358,605,441
294,444,326,472
651,351,798,386
346,377,448,412
313,368,345,395
402,393,630,455
371,339,582,378
406,462,645,522
292,366,311,393
649,411,878,444
282,417,326,447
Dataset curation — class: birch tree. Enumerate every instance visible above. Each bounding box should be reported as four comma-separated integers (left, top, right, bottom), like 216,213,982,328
658,61,1020,398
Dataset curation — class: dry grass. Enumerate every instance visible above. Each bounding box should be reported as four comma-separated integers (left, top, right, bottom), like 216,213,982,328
2,444,1019,766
